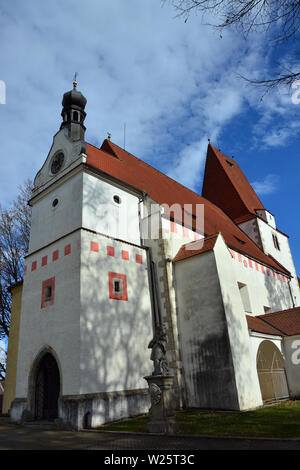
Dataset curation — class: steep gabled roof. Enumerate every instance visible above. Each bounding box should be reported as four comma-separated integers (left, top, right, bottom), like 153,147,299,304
85,140,289,275
202,144,265,222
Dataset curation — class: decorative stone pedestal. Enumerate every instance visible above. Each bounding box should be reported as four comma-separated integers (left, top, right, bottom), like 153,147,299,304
144,375,178,434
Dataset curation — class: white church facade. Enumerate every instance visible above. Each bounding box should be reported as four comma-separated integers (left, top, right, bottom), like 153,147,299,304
3,83,300,429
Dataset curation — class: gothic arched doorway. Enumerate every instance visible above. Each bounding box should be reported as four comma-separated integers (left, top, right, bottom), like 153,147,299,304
257,340,289,403
34,353,60,420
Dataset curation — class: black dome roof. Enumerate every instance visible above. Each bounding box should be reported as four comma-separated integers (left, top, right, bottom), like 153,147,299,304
62,87,87,110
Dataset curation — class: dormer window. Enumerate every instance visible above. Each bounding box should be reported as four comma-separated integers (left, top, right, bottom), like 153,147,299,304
234,236,246,245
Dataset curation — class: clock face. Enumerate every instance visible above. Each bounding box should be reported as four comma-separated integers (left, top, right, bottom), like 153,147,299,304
51,152,64,174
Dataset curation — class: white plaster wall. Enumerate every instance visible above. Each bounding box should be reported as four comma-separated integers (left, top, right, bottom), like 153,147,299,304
79,231,153,395
213,235,263,410
238,219,263,250
15,231,81,399
256,210,276,229
174,248,241,410
28,171,83,254
257,218,300,306
230,250,293,316
82,172,141,245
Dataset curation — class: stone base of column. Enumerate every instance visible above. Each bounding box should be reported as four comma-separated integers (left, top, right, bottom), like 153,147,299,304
144,375,178,434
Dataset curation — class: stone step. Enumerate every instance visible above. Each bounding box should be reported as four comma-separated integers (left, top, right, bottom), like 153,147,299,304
23,420,57,430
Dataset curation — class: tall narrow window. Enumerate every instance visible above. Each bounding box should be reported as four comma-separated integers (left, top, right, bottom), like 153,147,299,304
272,234,280,250
41,277,55,309
238,282,252,313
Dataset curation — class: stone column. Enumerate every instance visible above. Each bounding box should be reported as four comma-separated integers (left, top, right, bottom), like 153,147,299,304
144,375,178,434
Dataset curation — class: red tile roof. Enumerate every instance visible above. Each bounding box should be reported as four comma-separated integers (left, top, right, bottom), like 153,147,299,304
246,315,284,336
257,307,300,336
173,234,219,263
202,145,265,222
85,140,290,275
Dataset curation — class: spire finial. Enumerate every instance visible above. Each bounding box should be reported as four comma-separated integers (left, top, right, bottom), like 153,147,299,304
107,132,111,141
73,72,78,89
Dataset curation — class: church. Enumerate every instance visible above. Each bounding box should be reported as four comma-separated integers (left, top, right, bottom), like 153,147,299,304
3,81,300,430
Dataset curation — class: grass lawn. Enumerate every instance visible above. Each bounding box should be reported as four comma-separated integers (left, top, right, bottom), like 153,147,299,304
99,401,300,438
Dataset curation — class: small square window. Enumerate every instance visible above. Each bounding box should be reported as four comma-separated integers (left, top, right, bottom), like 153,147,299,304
44,285,52,301
113,279,123,296
108,272,128,301
41,277,55,309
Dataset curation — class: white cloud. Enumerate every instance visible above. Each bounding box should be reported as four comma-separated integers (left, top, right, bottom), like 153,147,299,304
252,174,279,195
0,0,296,204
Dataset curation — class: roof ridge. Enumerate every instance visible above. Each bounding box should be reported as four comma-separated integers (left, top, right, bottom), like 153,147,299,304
258,306,300,317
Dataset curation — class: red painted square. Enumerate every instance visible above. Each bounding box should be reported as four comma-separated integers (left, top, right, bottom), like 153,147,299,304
41,277,55,309
243,260,248,268
255,262,259,271
53,250,59,262
108,272,128,301
42,256,48,267
282,275,286,283
276,272,280,280
170,221,177,233
31,261,37,272
91,241,99,252
122,250,129,260
136,254,143,264
261,265,265,274
267,267,270,276
24,265,27,274
238,253,242,263
64,244,71,256
248,259,253,268
107,246,115,257
230,249,235,259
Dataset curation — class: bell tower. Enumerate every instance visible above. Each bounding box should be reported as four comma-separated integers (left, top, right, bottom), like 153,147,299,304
60,76,87,141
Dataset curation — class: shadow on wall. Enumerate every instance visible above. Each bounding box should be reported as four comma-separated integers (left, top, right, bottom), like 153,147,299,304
79,246,153,425
264,273,293,314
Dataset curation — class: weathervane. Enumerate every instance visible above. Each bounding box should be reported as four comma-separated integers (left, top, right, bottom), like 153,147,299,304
73,72,78,89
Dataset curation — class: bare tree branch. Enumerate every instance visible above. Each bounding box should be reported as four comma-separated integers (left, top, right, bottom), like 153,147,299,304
165,0,300,87
0,180,32,375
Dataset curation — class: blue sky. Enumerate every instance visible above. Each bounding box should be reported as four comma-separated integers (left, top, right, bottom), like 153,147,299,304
0,0,299,273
